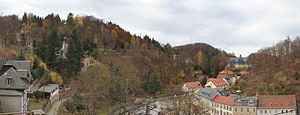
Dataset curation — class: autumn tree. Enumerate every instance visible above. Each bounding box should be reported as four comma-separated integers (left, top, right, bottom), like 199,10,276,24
74,16,84,26
111,29,118,49
267,72,293,95
69,60,111,114
130,35,140,49
195,51,210,75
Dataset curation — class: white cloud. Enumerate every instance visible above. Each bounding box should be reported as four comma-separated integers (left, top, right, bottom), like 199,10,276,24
1,0,300,56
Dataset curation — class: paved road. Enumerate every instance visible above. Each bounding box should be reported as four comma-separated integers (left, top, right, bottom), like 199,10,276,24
46,95,65,115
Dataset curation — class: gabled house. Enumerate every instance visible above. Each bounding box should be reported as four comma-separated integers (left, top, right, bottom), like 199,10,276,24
0,60,32,114
195,87,228,107
257,95,297,115
217,69,235,78
205,78,229,89
211,95,235,115
182,81,202,92
217,69,240,84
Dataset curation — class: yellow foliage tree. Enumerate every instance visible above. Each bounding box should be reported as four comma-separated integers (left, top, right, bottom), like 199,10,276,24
50,72,63,85
39,61,49,71
74,16,84,26
130,36,137,48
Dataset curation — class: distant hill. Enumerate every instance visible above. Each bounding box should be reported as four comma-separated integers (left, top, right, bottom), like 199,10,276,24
174,43,230,77
174,43,221,60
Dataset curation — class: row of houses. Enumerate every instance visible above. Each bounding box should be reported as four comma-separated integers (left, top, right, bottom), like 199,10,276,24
182,69,245,92
183,81,297,114
195,88,297,115
182,79,297,115
181,56,297,115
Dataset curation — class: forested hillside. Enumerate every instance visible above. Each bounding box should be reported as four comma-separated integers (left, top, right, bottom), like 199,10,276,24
239,37,300,99
0,13,230,113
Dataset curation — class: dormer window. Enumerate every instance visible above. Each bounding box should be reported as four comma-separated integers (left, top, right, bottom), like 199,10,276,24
6,78,11,86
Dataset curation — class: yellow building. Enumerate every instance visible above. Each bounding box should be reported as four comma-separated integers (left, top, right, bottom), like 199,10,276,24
233,96,257,115
228,55,249,71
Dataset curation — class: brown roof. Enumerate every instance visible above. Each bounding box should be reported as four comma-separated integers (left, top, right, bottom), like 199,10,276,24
207,78,228,87
212,95,235,106
258,95,297,109
184,81,201,89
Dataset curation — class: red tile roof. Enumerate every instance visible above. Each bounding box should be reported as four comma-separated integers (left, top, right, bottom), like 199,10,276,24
207,78,228,87
219,69,234,75
217,74,235,78
184,81,201,89
212,95,235,106
258,95,297,109
217,69,235,78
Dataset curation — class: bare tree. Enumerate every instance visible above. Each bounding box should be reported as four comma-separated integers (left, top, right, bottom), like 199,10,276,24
167,94,209,115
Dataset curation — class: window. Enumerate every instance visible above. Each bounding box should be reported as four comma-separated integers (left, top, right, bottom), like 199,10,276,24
247,108,249,112
253,108,256,112
241,108,243,112
6,78,11,86
265,110,267,114
235,108,237,111
260,110,263,114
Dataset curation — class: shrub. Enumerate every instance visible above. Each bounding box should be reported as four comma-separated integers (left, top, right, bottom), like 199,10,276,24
33,91,44,99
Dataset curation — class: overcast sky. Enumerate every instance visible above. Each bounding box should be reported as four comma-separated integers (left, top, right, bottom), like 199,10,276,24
1,0,300,56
